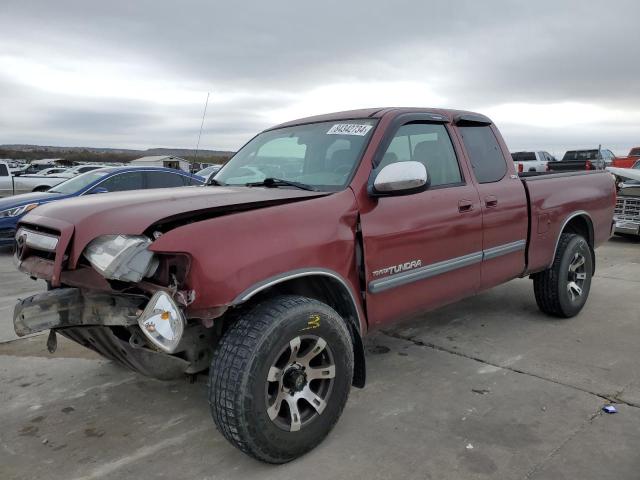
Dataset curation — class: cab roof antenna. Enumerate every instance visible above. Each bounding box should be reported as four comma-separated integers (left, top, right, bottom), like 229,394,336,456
193,92,210,165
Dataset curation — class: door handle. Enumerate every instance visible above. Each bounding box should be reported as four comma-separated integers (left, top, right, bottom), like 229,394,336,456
485,195,498,208
458,199,473,213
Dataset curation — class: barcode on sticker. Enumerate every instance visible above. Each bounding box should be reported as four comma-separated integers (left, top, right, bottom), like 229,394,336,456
327,124,373,136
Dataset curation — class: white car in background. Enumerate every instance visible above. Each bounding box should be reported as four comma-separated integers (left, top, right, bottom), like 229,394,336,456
511,151,558,173
57,165,105,178
196,164,222,181
22,167,68,177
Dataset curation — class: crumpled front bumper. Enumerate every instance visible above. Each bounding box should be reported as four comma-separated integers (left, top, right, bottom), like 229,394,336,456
13,288,143,336
13,288,194,380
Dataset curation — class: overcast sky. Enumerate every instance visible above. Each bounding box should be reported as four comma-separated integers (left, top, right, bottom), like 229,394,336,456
0,0,638,155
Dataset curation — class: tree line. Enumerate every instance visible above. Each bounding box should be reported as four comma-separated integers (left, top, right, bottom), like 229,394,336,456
0,148,231,165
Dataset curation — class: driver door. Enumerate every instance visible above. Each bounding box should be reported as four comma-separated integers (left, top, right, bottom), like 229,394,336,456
360,121,483,326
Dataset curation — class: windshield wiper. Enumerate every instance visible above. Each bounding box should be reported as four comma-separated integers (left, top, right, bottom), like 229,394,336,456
245,178,318,191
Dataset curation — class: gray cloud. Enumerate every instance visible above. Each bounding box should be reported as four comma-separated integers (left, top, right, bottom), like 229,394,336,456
0,0,638,153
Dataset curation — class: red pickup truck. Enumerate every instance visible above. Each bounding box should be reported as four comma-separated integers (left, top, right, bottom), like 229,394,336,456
12,108,615,463
612,147,640,168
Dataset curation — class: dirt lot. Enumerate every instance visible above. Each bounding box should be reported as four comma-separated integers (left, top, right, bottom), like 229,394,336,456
1,237,639,480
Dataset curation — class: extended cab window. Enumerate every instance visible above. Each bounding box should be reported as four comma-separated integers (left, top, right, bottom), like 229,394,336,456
379,123,462,187
459,126,507,183
97,172,144,192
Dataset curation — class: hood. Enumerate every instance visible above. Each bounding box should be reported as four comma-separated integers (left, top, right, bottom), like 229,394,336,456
22,185,328,243
607,166,640,183
0,191,64,210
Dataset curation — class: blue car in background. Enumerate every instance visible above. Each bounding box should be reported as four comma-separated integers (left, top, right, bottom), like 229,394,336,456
0,166,204,247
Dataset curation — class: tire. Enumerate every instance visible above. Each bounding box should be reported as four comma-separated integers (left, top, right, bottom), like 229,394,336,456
533,233,593,318
208,295,354,463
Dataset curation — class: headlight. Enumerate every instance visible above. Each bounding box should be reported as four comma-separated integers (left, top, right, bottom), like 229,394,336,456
0,203,39,218
83,235,159,282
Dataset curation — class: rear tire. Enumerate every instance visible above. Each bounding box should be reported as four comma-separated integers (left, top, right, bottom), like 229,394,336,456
208,295,354,463
533,233,593,318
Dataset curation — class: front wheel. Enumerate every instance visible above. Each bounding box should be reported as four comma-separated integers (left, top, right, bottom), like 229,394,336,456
208,295,354,463
533,233,593,317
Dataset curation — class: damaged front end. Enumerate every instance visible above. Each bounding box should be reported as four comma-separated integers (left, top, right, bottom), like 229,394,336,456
13,226,223,380
14,287,218,380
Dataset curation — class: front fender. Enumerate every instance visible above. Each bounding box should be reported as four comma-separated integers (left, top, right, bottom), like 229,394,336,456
149,189,363,317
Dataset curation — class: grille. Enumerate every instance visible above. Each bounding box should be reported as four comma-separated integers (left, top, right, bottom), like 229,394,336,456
615,197,640,221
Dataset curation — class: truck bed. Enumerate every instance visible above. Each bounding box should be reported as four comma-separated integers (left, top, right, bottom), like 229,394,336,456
520,170,615,274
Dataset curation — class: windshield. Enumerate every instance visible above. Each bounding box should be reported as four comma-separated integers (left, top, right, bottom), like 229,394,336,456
49,170,110,194
214,119,377,191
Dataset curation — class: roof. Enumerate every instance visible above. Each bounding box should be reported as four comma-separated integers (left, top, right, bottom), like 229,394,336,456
131,155,188,163
93,165,196,175
268,107,492,131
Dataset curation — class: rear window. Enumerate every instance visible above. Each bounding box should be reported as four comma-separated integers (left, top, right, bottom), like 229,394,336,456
562,150,599,161
630,148,640,157
511,152,536,162
459,126,507,183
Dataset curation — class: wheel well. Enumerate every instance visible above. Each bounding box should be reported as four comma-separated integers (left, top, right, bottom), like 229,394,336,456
563,215,593,247
33,186,50,192
237,274,367,388
561,214,595,272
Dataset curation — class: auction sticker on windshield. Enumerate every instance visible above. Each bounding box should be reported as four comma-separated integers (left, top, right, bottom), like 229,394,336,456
327,124,373,136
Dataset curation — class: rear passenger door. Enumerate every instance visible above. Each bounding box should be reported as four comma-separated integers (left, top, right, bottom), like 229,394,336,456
360,119,483,326
456,122,528,290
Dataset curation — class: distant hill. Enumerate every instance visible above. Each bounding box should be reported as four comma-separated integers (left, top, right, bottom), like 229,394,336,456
0,144,235,165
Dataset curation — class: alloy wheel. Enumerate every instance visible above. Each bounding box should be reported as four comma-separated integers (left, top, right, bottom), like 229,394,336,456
265,335,336,432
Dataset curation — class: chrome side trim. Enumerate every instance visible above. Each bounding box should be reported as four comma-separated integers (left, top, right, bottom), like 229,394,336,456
549,211,593,268
369,251,483,294
368,239,527,294
483,239,526,260
233,268,365,333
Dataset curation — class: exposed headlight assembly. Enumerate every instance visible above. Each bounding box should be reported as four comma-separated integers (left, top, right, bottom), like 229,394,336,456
0,203,39,218
83,235,159,282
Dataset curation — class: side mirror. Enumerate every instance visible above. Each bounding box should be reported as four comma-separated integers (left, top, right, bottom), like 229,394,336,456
369,161,429,196
88,187,109,194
